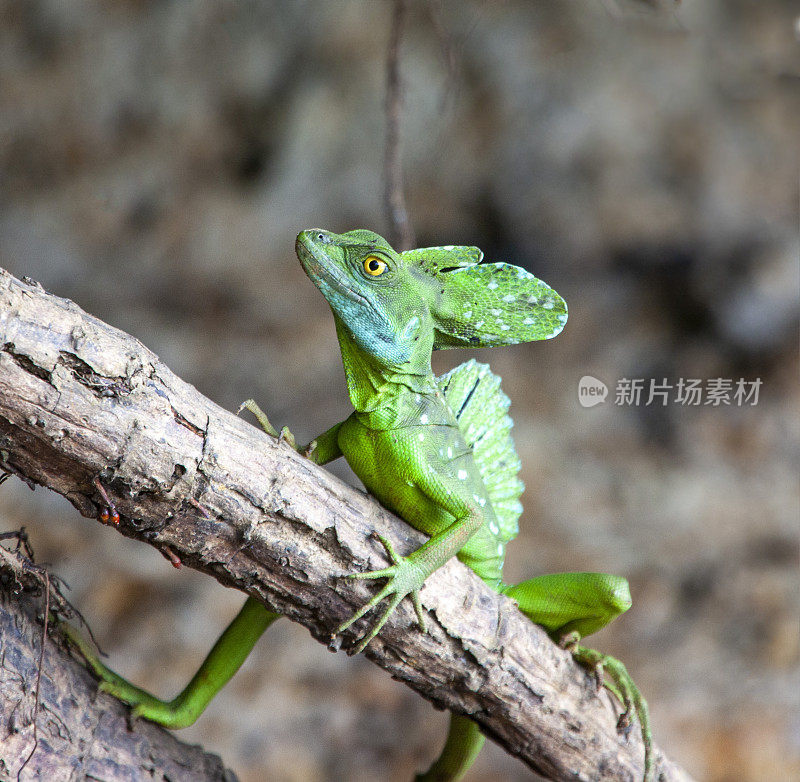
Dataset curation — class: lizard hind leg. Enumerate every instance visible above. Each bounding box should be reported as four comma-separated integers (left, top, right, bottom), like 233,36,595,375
570,643,654,782
501,571,632,639
64,595,280,729
415,713,485,782
502,572,653,782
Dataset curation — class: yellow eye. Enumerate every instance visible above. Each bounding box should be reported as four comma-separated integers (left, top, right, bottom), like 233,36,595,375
363,256,387,276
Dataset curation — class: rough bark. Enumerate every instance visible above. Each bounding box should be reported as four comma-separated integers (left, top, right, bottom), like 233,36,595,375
0,268,693,782
0,540,236,781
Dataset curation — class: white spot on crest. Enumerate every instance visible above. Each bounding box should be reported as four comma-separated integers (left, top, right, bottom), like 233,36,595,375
517,269,528,279
402,315,420,339
527,295,538,304
420,414,428,424
475,320,484,328
490,308,501,316
442,245,454,250
557,313,568,323
489,521,499,535
488,281,498,290
463,310,472,318
457,470,467,480
447,447,453,458
500,324,510,331
418,433,425,441
523,317,534,325
496,543,504,556
473,494,486,507
543,300,554,309
503,294,514,302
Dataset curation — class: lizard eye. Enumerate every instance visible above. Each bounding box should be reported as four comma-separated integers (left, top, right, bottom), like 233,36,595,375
363,256,387,276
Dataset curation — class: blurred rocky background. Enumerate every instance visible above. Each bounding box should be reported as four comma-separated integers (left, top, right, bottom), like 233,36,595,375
1,1,798,780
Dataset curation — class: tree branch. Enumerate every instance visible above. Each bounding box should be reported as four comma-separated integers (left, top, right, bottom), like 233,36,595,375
0,539,234,781
0,268,692,782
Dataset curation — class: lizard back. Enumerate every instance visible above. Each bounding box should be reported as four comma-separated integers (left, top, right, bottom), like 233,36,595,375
436,359,524,547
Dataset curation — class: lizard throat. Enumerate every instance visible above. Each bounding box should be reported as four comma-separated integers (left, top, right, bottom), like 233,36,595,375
334,317,436,414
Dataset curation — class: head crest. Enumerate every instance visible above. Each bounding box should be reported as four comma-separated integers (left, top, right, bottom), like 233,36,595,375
400,246,567,349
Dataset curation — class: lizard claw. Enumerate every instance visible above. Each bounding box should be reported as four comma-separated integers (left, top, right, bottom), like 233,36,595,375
371,532,401,564
571,644,654,782
278,426,297,450
593,661,605,692
617,708,634,737
410,590,427,632
558,630,581,652
239,399,311,457
238,399,279,438
336,535,428,652
301,439,317,459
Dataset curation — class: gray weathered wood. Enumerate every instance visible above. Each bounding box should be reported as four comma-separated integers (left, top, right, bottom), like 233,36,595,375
0,542,236,781
0,268,693,782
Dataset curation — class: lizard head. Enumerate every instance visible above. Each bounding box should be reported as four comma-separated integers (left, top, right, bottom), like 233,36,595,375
296,228,567,367
296,228,432,367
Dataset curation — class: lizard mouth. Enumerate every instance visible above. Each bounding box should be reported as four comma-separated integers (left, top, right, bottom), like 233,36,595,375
296,233,369,307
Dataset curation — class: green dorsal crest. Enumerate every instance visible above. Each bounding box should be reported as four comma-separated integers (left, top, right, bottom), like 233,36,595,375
401,246,568,350
401,245,484,271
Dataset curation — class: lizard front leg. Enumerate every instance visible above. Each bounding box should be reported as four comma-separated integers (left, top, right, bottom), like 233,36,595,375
336,462,484,655
238,399,343,465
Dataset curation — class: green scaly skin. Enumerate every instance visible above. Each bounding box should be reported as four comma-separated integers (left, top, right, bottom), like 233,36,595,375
65,228,653,782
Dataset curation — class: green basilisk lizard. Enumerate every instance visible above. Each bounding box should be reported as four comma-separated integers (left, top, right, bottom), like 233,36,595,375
68,229,653,781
